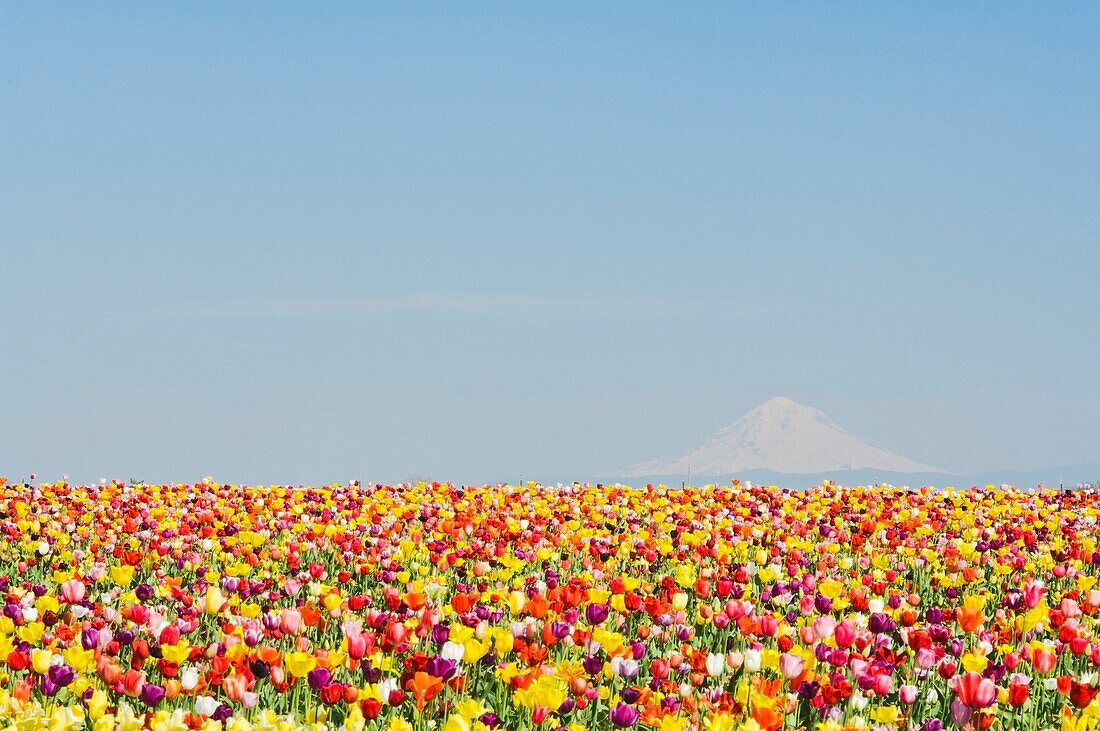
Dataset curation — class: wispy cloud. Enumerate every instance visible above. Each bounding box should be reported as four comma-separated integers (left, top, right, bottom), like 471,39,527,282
159,293,781,319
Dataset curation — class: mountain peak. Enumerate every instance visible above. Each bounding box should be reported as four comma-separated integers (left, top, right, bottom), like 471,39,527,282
627,397,945,477
751,396,818,417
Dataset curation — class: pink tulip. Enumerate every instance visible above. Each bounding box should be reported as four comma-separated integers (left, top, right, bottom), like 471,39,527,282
778,653,804,679
1023,580,1046,609
60,579,86,604
812,616,836,639
347,633,368,660
951,698,973,725
834,619,856,648
281,609,302,635
871,673,892,696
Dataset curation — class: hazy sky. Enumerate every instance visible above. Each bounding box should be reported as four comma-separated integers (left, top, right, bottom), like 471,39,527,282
3,3,1099,485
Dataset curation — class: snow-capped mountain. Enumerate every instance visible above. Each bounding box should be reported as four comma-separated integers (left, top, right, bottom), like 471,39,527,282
626,396,946,477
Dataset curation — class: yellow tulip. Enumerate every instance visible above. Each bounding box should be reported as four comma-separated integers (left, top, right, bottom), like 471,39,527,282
659,716,687,731
111,565,135,586
31,648,53,674
35,594,60,615
443,717,471,731
506,590,526,614
284,651,318,677
64,645,95,672
462,638,489,664
87,690,109,720
160,642,191,665
204,587,226,615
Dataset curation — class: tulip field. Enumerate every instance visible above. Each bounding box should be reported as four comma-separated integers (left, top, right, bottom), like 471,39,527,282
3,478,1100,731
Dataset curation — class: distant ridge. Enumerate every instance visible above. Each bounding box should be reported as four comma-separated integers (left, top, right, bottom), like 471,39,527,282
625,396,946,477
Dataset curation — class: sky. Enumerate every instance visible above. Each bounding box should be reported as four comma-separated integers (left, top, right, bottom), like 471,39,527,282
2,3,1099,485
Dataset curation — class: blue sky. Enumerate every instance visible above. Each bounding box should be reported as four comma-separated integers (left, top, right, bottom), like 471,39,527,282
2,3,1099,484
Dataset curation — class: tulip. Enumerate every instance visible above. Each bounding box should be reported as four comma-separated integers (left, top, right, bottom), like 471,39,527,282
610,703,640,727
954,672,997,708
180,666,199,691
195,695,220,717
47,664,75,687
281,608,303,634
834,620,856,648
778,652,804,679
60,579,86,603
585,603,610,625
1023,580,1046,609
951,698,973,726
140,683,166,707
204,586,225,615
1032,645,1057,674
705,653,726,677
307,667,332,690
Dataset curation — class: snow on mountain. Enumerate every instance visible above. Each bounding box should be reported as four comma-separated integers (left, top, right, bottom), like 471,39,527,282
626,396,946,476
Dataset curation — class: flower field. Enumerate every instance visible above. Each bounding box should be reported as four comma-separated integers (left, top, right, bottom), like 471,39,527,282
1,478,1100,731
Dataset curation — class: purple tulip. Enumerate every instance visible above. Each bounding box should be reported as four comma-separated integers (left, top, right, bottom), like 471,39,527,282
610,703,640,727
307,667,332,690
431,624,450,645
798,681,820,700
81,627,100,650
140,683,166,707
426,656,457,680
47,664,75,688
585,603,609,625
868,613,890,633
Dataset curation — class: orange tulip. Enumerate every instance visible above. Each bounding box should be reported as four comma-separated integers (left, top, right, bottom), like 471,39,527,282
407,671,443,711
